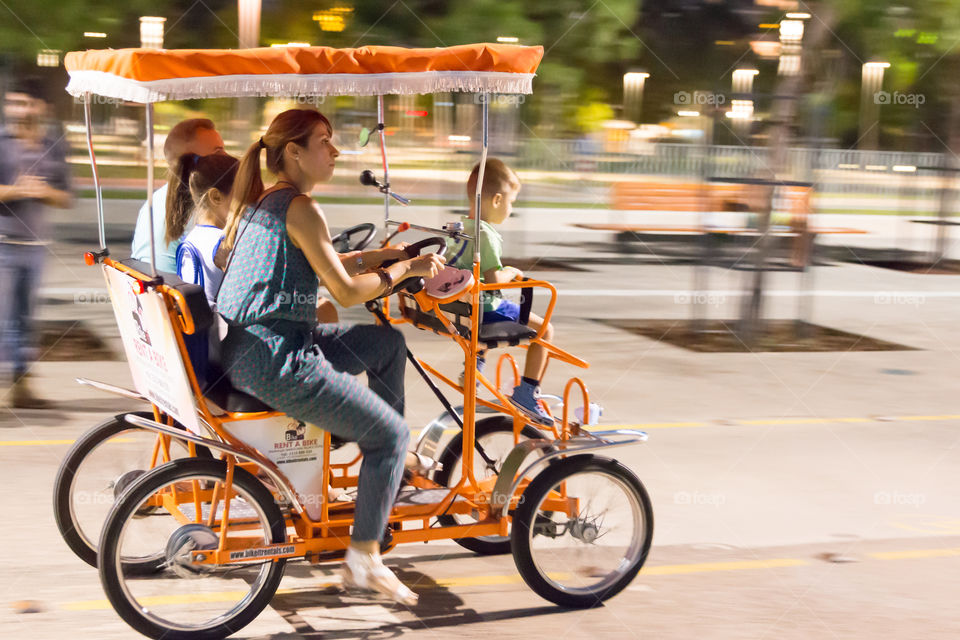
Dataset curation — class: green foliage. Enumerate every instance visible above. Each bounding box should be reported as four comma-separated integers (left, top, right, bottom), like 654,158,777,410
574,100,614,133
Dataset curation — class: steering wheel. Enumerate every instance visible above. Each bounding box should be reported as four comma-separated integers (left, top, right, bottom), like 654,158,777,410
403,236,447,259
374,237,447,299
331,223,377,253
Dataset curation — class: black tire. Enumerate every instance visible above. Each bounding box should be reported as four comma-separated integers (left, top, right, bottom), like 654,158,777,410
98,458,287,640
433,415,545,555
511,455,654,608
52,412,209,569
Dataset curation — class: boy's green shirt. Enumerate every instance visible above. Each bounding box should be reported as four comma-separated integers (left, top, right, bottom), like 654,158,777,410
445,215,504,311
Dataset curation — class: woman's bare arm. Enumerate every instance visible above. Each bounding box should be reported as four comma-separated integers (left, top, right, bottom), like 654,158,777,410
286,196,442,307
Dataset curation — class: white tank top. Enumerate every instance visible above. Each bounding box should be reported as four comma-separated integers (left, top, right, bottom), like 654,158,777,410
176,225,224,309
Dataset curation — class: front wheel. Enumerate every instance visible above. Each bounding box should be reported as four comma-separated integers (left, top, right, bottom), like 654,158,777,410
511,455,653,608
98,458,287,640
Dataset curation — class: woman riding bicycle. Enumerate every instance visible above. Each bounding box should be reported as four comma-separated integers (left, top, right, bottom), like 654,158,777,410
217,108,444,605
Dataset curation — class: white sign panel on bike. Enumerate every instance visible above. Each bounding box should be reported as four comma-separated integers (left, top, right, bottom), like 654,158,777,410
103,266,201,434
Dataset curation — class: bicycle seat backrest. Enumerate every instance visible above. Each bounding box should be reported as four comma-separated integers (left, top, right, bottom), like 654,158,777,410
116,259,271,414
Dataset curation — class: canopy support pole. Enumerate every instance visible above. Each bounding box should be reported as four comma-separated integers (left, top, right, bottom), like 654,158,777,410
377,95,390,235
82,95,106,250
474,95,489,265
145,103,158,276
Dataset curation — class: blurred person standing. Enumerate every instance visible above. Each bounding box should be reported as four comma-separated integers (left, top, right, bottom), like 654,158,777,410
130,119,223,271
0,77,72,408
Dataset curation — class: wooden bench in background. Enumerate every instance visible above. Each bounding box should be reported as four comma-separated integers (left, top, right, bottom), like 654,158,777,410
573,180,866,267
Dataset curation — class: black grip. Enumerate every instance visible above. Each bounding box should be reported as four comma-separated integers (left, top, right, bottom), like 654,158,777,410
519,279,533,325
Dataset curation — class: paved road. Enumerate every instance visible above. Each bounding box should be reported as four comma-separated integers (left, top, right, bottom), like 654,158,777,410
1,202,958,638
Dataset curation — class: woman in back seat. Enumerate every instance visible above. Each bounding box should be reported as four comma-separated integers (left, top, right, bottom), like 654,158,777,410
217,109,444,605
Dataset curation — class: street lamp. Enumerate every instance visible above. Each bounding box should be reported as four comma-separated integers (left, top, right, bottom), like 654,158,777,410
238,0,261,48
623,71,649,124
859,61,890,150
730,69,759,137
778,19,804,76
36,50,60,67
139,17,166,49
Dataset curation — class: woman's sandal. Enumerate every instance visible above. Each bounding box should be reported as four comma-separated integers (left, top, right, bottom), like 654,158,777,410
341,547,418,606
405,451,443,476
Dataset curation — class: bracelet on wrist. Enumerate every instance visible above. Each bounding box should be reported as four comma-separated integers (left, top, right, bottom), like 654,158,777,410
375,267,394,293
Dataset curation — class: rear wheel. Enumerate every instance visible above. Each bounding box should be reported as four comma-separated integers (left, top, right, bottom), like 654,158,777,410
98,458,287,640
511,455,653,608
52,412,202,570
433,416,545,555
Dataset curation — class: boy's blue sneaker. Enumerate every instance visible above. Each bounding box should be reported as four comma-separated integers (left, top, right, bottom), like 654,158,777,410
509,380,555,427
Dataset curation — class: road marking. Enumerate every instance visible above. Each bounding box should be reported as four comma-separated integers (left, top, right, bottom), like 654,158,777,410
869,547,960,561
59,546,960,612
0,437,134,447
643,558,808,575
5,413,958,448
38,287,960,301
0,439,76,446
561,289,960,298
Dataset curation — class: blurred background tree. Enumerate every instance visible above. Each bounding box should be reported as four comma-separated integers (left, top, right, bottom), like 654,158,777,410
4,0,960,149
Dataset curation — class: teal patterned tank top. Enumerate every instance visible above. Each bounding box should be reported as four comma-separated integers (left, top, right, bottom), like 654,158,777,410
216,187,318,328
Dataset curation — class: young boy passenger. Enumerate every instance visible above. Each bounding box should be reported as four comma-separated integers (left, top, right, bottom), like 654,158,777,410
445,159,555,425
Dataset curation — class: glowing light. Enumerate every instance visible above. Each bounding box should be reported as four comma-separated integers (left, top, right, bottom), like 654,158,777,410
139,17,166,50
313,7,353,32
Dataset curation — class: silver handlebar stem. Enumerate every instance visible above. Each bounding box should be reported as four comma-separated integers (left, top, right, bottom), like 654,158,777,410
377,95,390,235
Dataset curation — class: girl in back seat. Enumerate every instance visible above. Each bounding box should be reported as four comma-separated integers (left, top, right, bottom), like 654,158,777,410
165,152,237,309
166,151,340,321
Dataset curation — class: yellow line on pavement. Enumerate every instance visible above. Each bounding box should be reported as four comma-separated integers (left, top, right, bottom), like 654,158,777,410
869,547,960,561
6,414,959,447
0,437,135,447
60,558,811,611
60,546,960,612
643,558,808,575
0,439,76,446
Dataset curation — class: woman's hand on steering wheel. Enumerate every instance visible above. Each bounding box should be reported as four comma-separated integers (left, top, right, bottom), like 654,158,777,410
406,252,446,279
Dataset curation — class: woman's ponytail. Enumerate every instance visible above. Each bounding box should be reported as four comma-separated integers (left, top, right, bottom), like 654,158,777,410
165,153,198,244
222,140,264,251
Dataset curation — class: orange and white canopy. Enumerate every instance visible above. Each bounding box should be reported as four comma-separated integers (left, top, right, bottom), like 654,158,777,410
65,43,543,103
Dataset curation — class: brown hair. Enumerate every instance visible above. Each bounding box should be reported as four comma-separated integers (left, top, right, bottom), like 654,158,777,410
163,118,217,166
165,152,239,244
223,109,331,250
467,158,520,204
